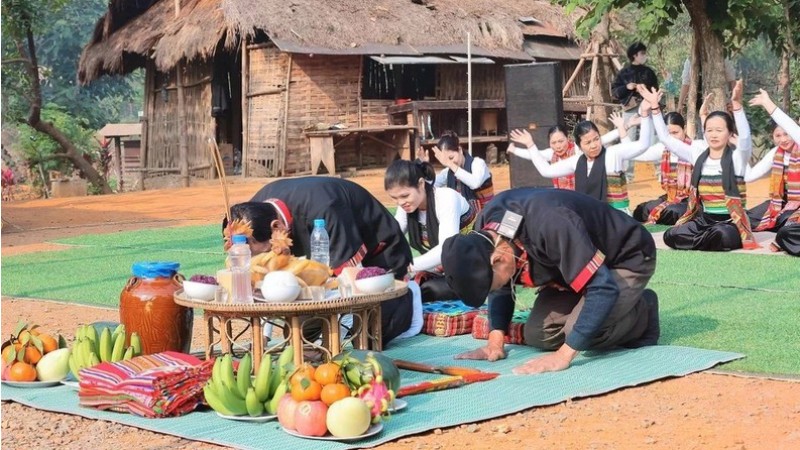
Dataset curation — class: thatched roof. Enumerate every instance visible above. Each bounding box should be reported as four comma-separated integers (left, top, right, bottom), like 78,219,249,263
79,0,579,83
222,0,577,56
79,0,231,83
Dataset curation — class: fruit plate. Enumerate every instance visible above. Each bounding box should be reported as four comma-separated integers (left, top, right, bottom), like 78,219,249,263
389,398,408,412
281,423,383,441
1,380,62,388
215,412,277,423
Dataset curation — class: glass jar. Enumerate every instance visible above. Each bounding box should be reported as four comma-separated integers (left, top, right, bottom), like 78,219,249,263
119,262,193,354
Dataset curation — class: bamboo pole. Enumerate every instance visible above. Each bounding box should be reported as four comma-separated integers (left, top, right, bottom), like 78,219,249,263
174,0,189,187
562,57,587,97
139,63,153,190
280,53,293,176
208,137,231,223
586,41,600,119
241,36,249,177
467,32,472,156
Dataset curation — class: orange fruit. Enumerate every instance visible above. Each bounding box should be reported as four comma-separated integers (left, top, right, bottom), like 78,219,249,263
38,333,58,354
320,383,351,406
22,346,42,365
290,378,323,402
2,343,23,365
289,363,316,386
314,362,342,386
9,361,37,382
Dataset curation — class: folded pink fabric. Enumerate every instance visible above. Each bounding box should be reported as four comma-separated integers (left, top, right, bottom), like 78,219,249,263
79,351,213,418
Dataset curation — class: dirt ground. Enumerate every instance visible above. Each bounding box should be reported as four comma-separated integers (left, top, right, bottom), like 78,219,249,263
2,166,798,450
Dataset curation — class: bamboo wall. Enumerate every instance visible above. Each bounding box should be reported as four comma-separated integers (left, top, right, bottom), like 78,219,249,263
245,46,291,177
146,60,215,177
436,64,506,100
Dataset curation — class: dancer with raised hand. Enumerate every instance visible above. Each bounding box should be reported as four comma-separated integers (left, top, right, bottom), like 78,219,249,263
425,130,494,212
746,89,800,256
508,97,654,214
507,124,624,191
639,81,758,251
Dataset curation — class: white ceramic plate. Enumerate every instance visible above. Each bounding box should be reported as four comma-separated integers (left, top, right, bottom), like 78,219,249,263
1,380,62,388
389,398,408,412
281,423,383,441
60,380,80,390
215,412,277,423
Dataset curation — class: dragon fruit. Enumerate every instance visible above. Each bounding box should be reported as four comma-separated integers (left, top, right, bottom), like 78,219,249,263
355,353,395,423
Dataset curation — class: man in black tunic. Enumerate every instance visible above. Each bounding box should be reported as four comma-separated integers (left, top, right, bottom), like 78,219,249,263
441,188,660,373
224,177,415,344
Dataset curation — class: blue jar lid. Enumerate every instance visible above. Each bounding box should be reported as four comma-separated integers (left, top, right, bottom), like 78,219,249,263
132,261,180,278
314,219,325,227
232,234,247,244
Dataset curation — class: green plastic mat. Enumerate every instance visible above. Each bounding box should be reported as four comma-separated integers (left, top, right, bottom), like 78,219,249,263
0,334,741,450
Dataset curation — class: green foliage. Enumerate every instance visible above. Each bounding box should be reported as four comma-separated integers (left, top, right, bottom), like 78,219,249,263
16,104,98,180
1,0,143,130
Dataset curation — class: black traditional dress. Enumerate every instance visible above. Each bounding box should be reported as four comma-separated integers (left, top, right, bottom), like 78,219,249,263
447,188,658,351
250,177,414,342
460,188,658,350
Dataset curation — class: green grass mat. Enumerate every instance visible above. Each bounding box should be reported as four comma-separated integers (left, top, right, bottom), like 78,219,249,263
2,225,797,375
0,335,741,450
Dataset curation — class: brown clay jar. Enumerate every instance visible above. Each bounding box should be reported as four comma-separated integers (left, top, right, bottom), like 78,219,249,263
120,262,193,354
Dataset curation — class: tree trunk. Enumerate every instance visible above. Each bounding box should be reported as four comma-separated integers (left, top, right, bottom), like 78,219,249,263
778,48,791,111
684,0,728,112
18,24,112,194
588,15,616,133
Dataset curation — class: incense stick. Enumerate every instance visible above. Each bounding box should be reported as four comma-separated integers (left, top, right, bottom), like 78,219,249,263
208,137,231,223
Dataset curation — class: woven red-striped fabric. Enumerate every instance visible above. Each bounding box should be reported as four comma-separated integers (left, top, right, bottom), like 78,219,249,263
78,351,213,418
421,301,481,337
471,311,529,345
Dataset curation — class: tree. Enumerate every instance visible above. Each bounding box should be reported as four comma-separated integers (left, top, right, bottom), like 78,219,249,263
2,0,112,193
560,0,793,114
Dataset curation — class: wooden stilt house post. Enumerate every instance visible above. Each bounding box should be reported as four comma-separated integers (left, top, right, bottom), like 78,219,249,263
174,0,189,187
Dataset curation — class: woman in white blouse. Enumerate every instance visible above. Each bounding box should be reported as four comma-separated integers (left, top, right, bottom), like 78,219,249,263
639,81,759,251
385,159,477,301
427,131,494,211
507,97,654,214
745,89,800,256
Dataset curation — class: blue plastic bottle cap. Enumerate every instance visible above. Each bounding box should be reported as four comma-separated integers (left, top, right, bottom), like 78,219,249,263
132,261,180,278
314,219,325,227
232,234,248,244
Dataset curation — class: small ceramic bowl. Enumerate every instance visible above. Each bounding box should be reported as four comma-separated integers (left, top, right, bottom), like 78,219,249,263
182,280,217,301
354,273,395,294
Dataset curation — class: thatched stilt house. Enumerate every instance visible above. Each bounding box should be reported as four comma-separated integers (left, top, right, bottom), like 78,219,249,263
79,0,584,182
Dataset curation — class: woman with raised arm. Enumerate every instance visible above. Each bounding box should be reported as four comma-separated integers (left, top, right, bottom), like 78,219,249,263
385,159,477,302
508,99,653,214
427,131,494,212
507,124,623,191
746,89,800,256
629,109,694,225
640,81,759,251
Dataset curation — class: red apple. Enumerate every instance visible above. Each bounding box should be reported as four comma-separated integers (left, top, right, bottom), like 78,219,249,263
294,400,328,437
277,394,300,431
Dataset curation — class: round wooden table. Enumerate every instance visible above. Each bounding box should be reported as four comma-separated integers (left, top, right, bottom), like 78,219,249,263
174,281,408,372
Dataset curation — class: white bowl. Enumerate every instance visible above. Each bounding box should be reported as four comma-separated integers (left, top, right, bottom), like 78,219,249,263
258,271,302,302
354,273,395,294
182,280,217,301
259,284,301,302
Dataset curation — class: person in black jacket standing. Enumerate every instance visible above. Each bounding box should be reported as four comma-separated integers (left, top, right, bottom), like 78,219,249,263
440,189,660,374
612,42,660,117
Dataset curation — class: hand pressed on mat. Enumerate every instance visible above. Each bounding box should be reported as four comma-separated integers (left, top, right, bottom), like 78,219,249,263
512,344,578,375
455,330,506,362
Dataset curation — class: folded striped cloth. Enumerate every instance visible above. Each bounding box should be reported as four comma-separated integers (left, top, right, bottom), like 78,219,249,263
79,351,213,418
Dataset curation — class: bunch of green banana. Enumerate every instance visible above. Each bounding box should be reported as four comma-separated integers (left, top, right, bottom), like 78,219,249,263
68,324,143,381
203,345,294,417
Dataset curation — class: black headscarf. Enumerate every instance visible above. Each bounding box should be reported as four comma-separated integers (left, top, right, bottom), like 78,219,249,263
441,231,495,307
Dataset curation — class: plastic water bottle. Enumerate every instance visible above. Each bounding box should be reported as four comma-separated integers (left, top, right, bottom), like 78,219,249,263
310,219,330,267
228,234,253,303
